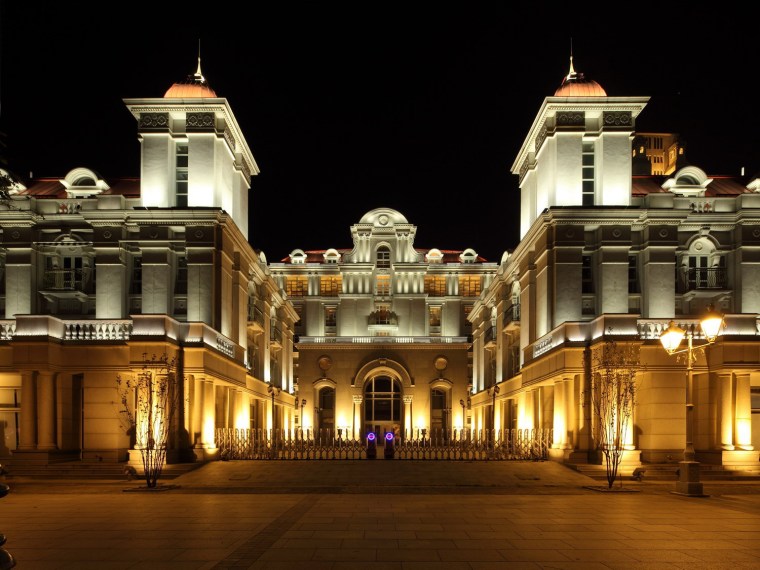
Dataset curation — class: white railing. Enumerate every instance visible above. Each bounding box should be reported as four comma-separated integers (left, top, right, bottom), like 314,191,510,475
298,336,469,344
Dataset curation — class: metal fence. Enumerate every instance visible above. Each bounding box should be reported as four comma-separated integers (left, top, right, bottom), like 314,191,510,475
215,428,553,461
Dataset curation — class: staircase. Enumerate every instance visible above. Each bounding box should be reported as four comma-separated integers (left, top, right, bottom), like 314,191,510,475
567,461,760,482
0,460,203,481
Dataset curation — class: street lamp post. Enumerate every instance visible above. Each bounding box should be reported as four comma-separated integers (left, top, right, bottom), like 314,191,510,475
488,384,500,454
459,398,466,432
659,305,725,497
267,384,280,430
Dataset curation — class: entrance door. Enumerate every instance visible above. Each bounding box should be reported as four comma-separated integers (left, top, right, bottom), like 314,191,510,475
317,387,335,437
430,389,449,442
363,376,402,440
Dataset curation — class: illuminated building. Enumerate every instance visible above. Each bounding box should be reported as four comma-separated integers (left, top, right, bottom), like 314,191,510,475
0,60,298,465
268,209,497,439
469,59,760,471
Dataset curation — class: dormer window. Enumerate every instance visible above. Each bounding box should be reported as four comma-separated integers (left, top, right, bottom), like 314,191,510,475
60,168,109,198
289,249,307,264
323,248,341,264
662,166,712,197
425,248,443,263
459,248,478,264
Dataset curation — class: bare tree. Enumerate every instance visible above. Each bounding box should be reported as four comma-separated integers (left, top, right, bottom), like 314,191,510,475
585,334,641,489
116,353,180,488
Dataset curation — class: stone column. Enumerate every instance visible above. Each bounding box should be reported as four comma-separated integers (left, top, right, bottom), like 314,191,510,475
189,376,202,447
352,395,363,439
403,395,413,439
36,371,57,450
523,390,535,430
735,373,753,450
19,371,36,450
553,379,566,448
202,379,216,448
720,372,735,450
566,377,577,449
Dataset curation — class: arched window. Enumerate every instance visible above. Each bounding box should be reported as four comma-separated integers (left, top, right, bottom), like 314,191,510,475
376,246,391,269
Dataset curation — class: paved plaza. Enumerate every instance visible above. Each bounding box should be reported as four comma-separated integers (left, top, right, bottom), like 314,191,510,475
3,460,760,569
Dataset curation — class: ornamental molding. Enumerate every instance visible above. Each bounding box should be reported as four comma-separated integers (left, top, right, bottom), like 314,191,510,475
555,111,585,126
186,112,216,130
535,123,548,153
602,111,632,126
138,113,169,130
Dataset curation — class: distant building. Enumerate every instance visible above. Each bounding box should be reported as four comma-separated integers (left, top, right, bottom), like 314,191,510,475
632,132,685,175
268,209,497,439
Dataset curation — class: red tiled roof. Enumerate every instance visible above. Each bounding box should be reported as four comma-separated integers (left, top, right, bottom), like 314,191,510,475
18,178,140,198
633,175,750,197
280,248,490,264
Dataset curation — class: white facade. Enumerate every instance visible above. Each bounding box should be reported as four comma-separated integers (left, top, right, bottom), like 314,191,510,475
471,64,760,470
269,207,497,438
0,66,295,465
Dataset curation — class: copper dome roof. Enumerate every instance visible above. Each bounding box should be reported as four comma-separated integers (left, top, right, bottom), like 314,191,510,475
554,57,606,97
164,57,217,98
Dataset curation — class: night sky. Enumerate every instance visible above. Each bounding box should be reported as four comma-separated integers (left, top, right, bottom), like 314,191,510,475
1,4,757,264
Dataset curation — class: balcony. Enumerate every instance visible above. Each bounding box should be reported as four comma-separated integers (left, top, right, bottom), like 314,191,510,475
247,304,265,335
270,326,283,351
40,269,93,301
484,326,497,349
504,303,521,328
677,267,728,294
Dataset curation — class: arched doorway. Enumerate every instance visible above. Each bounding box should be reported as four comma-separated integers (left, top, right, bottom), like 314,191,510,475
364,375,402,440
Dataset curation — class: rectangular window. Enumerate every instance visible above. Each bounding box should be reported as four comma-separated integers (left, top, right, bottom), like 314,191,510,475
175,255,188,294
130,256,142,295
176,143,189,208
324,306,337,329
424,275,446,296
286,276,308,297
376,275,391,296
458,275,481,297
429,306,441,330
582,255,593,294
582,142,595,206
628,255,639,294
463,305,473,330
320,276,342,297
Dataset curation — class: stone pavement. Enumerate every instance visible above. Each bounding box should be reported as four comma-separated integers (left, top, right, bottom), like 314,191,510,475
4,460,760,569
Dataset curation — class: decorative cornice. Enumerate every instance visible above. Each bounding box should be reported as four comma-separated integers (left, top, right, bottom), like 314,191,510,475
602,111,632,127
556,111,585,126
186,112,216,131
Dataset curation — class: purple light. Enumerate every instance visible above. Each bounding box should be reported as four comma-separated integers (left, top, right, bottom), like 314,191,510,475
385,432,394,441
367,432,376,441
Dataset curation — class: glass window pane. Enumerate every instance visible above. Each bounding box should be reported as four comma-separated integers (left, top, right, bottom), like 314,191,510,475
374,377,391,393
375,399,391,420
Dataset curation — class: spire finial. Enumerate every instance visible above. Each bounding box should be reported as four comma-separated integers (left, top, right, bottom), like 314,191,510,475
568,37,575,76
196,39,203,77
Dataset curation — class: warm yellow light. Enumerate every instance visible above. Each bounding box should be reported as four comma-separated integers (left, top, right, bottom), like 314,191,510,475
700,305,724,342
660,321,686,354
737,419,751,447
